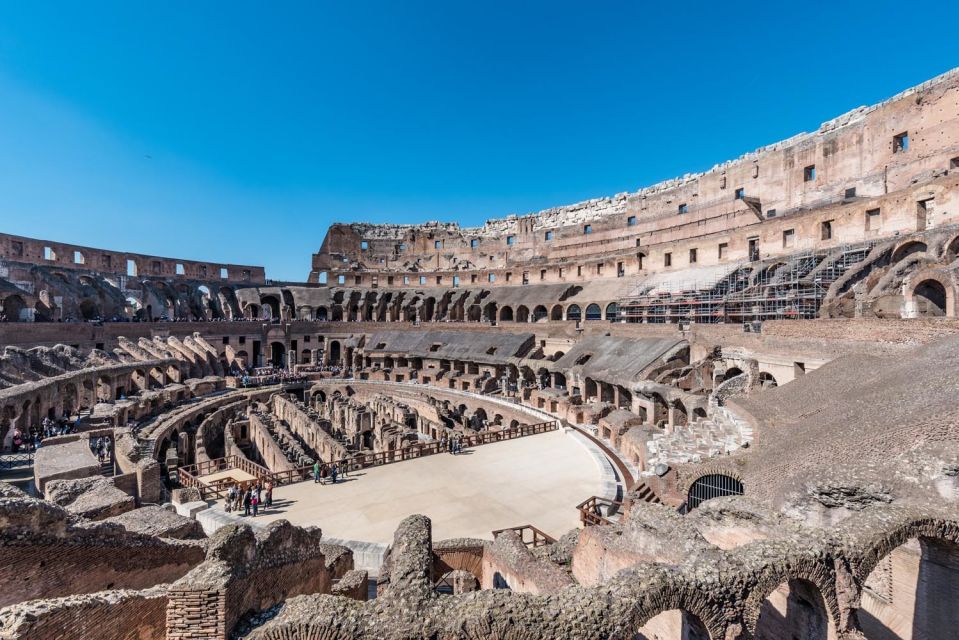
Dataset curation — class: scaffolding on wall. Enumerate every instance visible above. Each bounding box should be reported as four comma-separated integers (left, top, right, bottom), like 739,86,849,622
619,242,876,325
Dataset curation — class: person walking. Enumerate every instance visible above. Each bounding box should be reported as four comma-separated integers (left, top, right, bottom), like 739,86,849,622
265,480,273,508
313,460,320,483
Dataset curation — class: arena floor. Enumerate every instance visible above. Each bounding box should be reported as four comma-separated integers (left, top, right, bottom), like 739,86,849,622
243,430,604,544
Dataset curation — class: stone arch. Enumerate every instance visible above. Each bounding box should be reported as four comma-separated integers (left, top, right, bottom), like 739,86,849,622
269,341,286,368
757,372,778,388
550,304,564,321
585,303,602,321
315,306,328,322
909,276,952,317
329,340,342,365
516,305,530,323
483,301,498,322
566,304,581,321
532,305,548,322
686,473,744,511
260,295,281,320
944,235,959,263
635,610,712,640
1,295,27,322
891,239,928,264
750,576,839,640
605,302,619,322
499,306,514,322
723,366,744,382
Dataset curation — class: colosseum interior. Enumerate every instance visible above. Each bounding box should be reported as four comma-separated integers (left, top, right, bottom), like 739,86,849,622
1,69,958,640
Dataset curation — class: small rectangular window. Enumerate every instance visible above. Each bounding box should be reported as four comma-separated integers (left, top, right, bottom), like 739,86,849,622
436,275,442,285
360,241,369,250
354,275,361,285
803,165,816,182
10,241,23,257
387,276,394,285
865,208,881,231
505,272,512,282
844,187,857,199
403,276,410,284
678,203,688,214
429,343,442,353
470,274,477,283
338,275,346,284
43,246,55,261
452,275,460,287
506,235,515,246
616,261,624,277
470,239,478,248
766,209,777,219
734,187,745,200
583,224,592,235
893,132,909,153
488,273,496,283
782,229,796,248
951,157,959,170
718,243,728,259
419,276,427,285
688,248,697,264
222,337,230,345
220,267,229,279
821,220,833,241
664,252,672,267
398,243,406,252
544,230,553,241
175,263,185,275
577,266,582,277
596,264,603,275
627,216,637,226
558,267,564,278
540,269,546,281
434,240,442,249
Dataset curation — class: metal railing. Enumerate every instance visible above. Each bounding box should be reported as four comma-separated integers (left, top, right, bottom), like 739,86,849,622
576,496,624,527
0,451,34,470
491,524,556,548
179,420,558,499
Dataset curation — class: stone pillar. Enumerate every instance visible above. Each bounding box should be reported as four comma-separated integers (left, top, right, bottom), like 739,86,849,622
450,569,479,594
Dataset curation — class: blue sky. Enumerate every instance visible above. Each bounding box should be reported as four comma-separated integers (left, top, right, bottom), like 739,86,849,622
0,1,956,281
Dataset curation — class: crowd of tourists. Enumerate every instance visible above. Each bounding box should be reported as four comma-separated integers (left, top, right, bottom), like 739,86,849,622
8,417,78,453
312,459,349,484
224,480,274,517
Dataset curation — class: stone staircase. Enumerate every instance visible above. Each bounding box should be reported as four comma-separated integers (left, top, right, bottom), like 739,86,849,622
644,404,752,469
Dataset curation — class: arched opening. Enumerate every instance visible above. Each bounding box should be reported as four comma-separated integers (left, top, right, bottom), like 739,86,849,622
1,295,26,322
758,372,778,388
636,609,711,640
516,305,530,323
585,303,602,321
755,578,835,640
566,304,581,322
859,536,959,640
723,367,744,382
96,376,113,403
891,240,928,264
945,236,959,263
605,302,619,322
686,474,743,511
269,341,286,368
246,304,261,320
550,304,564,321
483,301,498,322
260,295,281,320
499,306,514,322
584,378,597,401
329,341,342,365
316,306,329,322
532,305,548,322
913,279,947,316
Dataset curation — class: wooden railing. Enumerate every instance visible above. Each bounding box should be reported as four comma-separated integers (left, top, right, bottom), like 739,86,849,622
491,524,556,548
576,496,624,527
179,420,558,499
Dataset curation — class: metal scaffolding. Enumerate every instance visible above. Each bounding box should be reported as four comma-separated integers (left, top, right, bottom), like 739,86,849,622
619,241,876,325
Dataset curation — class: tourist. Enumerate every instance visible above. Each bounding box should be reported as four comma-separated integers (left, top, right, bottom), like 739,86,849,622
251,491,259,517
331,463,338,484
313,459,320,483
265,480,273,508
243,487,252,516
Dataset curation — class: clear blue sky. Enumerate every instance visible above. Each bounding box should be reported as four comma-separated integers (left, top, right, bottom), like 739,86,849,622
0,1,956,281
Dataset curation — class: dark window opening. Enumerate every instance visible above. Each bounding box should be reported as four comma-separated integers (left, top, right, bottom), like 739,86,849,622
664,252,672,267
821,220,833,241
803,165,816,182
893,132,909,153
678,203,688,214
734,187,745,200
689,248,697,264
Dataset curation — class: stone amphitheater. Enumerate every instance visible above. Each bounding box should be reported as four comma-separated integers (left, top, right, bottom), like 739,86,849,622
0,69,958,640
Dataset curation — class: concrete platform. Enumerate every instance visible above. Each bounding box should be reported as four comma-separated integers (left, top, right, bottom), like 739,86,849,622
199,468,257,484
233,430,603,545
